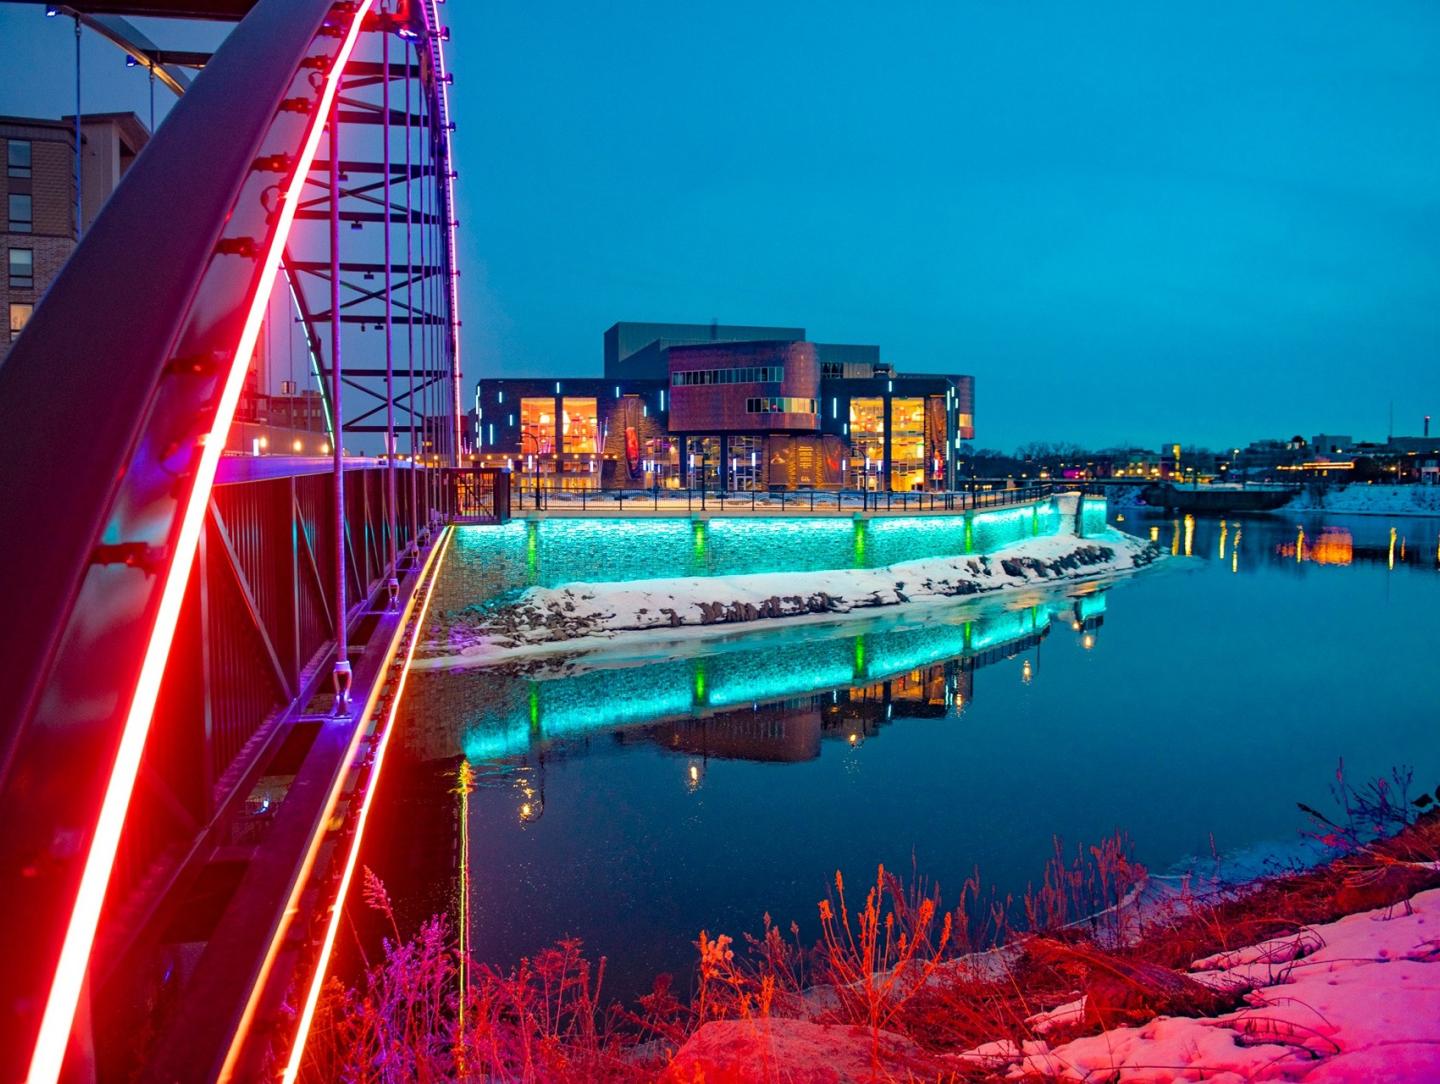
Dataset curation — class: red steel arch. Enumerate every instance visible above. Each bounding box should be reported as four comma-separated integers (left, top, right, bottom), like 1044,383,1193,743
0,1,461,1078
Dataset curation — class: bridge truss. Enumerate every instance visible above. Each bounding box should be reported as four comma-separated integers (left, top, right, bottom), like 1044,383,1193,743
0,1,468,1079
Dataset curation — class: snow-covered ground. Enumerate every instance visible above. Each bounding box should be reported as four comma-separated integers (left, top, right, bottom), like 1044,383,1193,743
423,527,1161,666
1282,483,1440,518
1110,482,1440,518
663,884,1440,1082
971,885,1440,1082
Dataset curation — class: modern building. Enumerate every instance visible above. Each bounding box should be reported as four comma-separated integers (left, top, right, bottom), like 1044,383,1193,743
474,321,975,491
2,112,149,357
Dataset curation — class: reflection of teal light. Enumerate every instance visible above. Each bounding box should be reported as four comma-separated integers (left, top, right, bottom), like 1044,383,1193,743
457,599,1082,765
707,638,856,707
862,621,968,676
968,607,1036,652
1076,593,1107,620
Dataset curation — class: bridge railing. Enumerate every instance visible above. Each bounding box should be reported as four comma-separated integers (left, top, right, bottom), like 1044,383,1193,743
443,466,512,524
508,481,1059,515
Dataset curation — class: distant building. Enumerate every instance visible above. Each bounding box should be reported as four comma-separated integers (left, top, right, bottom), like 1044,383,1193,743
475,321,975,491
1310,433,1352,456
1,112,148,358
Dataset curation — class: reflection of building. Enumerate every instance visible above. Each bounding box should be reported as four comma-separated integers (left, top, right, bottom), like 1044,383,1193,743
2,112,148,358
475,321,975,491
647,661,978,763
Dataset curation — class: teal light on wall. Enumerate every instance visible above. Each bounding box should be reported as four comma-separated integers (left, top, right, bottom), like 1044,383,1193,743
525,520,539,583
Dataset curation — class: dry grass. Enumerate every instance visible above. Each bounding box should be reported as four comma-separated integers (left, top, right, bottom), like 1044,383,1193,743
301,769,1440,1083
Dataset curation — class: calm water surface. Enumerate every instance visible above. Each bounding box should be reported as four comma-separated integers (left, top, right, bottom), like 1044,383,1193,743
358,511,1440,998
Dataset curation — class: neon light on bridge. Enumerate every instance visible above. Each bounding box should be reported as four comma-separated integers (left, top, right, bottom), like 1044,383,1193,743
25,5,376,1081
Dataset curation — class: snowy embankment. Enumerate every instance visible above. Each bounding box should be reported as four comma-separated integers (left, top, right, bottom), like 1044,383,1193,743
662,883,1440,1083
1283,483,1440,518
424,528,1161,664
965,885,1440,1081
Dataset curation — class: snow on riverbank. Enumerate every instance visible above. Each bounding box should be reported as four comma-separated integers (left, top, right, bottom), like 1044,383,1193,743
1112,482,1440,518
423,528,1161,664
981,885,1440,1081
1283,483,1440,517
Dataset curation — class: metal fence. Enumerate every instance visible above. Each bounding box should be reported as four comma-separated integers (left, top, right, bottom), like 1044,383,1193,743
511,481,1059,515
443,466,511,523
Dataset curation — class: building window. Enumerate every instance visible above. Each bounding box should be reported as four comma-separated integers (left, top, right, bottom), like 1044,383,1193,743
889,397,926,491
561,396,599,457
849,397,885,489
673,366,783,386
745,397,816,415
8,248,33,289
10,302,33,341
519,397,555,456
8,194,33,233
7,140,31,179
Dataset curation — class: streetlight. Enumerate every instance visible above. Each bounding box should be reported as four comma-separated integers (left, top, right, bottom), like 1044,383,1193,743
520,431,542,508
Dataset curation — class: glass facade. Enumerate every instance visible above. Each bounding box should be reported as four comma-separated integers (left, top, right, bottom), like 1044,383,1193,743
729,434,763,490
889,397,926,491
849,397,885,490
519,397,556,457
687,436,722,490
561,397,599,455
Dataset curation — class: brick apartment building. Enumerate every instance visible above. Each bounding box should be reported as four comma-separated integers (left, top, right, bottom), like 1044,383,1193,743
2,112,148,356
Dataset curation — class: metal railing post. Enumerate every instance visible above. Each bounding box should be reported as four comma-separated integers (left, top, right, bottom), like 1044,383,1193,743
328,114,350,715
381,26,398,606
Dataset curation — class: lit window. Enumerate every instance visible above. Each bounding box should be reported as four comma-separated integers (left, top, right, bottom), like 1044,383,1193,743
7,140,31,179
10,301,33,341
519,397,555,454
8,247,33,289
8,193,32,233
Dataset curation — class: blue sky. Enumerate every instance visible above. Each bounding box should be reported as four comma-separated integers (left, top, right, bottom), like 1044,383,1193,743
3,2,1437,450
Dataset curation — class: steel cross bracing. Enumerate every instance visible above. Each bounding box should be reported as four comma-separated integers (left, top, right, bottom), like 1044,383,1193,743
0,0,464,1080
284,56,459,455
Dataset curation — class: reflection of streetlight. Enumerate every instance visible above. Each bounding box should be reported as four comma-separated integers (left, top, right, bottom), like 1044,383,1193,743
686,761,704,791
1021,659,1033,683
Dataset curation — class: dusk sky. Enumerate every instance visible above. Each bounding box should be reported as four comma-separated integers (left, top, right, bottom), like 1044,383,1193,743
3,1,1437,451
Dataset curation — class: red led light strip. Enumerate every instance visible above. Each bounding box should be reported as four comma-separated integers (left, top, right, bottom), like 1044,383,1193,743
25,5,375,1082
281,524,454,1083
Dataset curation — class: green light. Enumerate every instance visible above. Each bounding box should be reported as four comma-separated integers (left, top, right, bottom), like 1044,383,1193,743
854,634,866,678
691,520,708,572
853,519,867,567
528,682,540,731
525,520,539,583
693,659,707,704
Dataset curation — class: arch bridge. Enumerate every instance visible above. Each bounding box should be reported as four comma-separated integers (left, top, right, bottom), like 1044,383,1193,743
0,1,500,1079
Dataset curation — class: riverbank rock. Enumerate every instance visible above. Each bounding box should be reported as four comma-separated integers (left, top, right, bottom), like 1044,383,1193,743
662,1018,950,1083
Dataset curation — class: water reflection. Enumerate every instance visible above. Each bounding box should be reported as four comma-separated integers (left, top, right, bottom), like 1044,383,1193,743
356,509,1439,1001
1135,513,1440,575
403,588,1098,767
